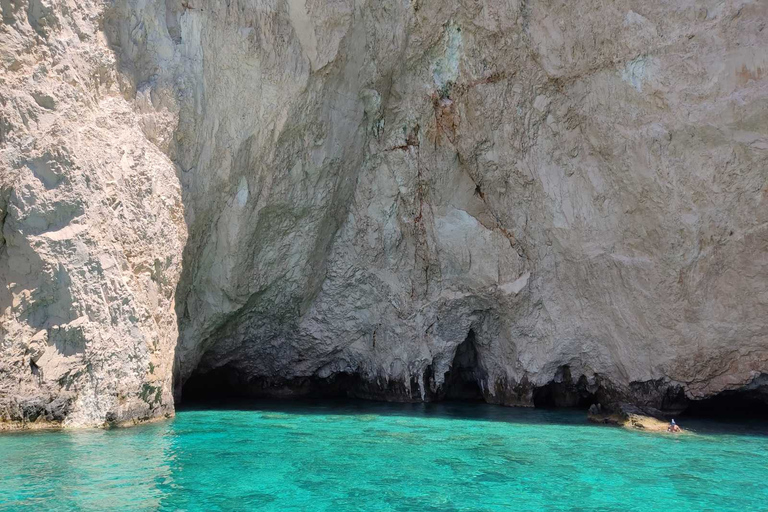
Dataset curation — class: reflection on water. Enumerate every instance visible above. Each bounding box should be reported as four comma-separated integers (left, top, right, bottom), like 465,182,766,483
1,400,767,512
1,423,175,511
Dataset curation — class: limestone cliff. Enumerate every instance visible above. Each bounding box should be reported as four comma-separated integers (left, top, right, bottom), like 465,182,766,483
0,0,185,427
1,0,767,428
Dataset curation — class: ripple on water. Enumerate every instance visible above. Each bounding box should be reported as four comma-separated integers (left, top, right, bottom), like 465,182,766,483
0,401,767,512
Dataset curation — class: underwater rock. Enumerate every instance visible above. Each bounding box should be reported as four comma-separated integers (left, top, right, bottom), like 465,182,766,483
588,402,680,433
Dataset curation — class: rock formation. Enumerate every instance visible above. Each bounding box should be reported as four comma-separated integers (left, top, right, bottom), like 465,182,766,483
0,0,186,427
1,0,767,428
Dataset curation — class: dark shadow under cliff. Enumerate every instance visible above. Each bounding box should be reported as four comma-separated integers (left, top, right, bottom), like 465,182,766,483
683,388,768,419
181,330,489,405
180,340,768,422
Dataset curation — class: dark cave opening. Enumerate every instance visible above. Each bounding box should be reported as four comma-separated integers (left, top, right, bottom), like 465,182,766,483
683,388,768,419
440,330,485,402
180,366,243,404
180,330,489,407
532,366,596,409
179,362,768,422
180,365,358,406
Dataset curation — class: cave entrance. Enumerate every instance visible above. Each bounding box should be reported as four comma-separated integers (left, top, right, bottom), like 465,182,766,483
441,330,485,401
179,331,491,406
532,366,596,408
181,365,245,405
683,388,768,419
179,364,360,406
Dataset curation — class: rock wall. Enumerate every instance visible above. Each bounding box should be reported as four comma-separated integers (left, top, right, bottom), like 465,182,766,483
2,0,767,427
0,0,185,427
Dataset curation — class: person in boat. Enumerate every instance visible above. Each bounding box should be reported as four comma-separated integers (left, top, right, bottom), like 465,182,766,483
667,419,681,433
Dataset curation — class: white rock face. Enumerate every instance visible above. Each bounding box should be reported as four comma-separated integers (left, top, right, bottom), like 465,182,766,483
2,0,767,426
0,0,185,427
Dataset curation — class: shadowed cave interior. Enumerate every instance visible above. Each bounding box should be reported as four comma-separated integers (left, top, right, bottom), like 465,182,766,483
683,387,768,418
439,330,485,402
179,333,768,419
181,330,486,405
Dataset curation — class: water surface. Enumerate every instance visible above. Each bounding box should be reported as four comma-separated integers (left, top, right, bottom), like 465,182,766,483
1,400,767,511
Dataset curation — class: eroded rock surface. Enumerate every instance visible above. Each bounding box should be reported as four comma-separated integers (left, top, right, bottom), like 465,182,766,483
2,0,767,427
0,0,185,428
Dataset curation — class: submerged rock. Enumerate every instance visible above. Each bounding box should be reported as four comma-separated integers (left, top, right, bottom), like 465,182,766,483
588,403,683,434
1,0,767,427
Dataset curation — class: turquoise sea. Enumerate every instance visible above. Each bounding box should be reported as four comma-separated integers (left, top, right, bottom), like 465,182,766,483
1,400,766,511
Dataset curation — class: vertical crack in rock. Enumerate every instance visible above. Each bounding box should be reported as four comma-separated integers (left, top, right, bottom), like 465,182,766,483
0,188,8,251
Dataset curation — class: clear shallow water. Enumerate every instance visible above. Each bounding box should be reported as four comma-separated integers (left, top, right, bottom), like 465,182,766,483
1,401,767,512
